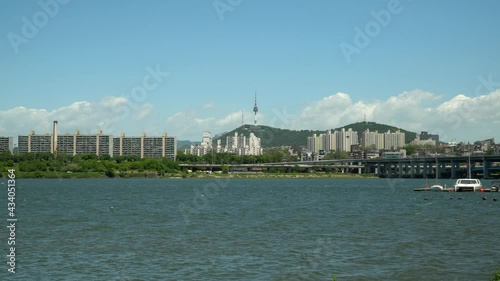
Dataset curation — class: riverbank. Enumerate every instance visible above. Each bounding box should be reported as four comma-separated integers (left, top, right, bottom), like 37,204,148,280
183,172,378,179
2,170,378,179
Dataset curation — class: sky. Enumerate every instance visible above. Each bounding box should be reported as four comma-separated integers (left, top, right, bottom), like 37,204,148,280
1,0,499,144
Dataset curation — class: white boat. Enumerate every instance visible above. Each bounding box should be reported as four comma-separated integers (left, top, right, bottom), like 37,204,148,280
430,184,445,191
454,178,482,192
430,155,445,191
453,155,482,192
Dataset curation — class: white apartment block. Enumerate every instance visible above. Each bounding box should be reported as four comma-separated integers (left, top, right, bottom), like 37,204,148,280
224,132,263,156
186,132,263,156
362,129,385,149
362,129,406,150
384,130,405,150
307,128,358,153
185,131,213,157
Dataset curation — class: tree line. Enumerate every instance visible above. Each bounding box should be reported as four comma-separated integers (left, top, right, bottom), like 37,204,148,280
0,149,297,178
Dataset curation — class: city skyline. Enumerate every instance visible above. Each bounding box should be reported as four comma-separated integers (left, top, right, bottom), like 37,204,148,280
1,1,500,142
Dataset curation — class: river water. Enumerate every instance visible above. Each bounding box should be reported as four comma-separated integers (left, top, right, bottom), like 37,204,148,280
1,178,499,280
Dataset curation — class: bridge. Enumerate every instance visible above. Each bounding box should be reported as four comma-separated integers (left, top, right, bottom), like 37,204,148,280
179,155,500,179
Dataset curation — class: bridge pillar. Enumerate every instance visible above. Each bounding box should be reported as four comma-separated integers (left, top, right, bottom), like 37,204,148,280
451,160,458,179
364,162,370,175
410,161,415,178
398,161,403,178
483,159,491,179
436,162,441,179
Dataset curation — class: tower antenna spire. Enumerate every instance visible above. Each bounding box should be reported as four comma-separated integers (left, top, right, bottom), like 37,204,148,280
253,91,258,125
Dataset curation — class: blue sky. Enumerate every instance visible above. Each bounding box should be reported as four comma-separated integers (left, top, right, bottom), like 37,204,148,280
1,0,499,142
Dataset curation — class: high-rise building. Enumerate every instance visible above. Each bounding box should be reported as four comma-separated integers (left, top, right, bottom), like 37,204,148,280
307,128,358,154
185,131,213,156
216,131,263,156
0,137,13,154
54,130,113,156
113,133,141,157
362,129,405,150
17,122,177,160
307,133,322,154
336,128,358,152
114,132,177,160
58,133,76,155
247,132,262,156
384,130,405,150
18,131,52,153
362,129,384,149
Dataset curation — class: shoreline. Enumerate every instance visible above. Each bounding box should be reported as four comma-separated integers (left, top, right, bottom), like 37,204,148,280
2,171,378,179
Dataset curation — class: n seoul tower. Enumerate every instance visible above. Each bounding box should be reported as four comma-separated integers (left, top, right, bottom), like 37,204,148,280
253,92,258,125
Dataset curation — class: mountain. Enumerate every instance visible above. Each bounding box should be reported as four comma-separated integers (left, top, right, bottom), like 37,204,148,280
213,125,325,148
177,140,201,149
214,122,417,148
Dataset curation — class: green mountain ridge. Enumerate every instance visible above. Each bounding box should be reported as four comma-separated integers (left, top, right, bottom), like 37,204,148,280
214,122,417,148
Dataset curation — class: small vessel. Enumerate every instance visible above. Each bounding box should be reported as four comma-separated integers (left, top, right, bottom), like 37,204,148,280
430,183,445,191
453,155,482,192
488,180,500,192
454,178,483,192
430,155,444,191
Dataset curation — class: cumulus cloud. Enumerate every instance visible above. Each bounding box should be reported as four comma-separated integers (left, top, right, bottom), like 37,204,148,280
287,89,500,142
1,90,499,144
0,96,155,138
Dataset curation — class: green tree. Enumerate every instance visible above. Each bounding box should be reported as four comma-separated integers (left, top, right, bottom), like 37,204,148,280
119,162,131,171
105,168,116,178
0,152,13,161
100,154,112,161
130,161,144,171
143,159,161,171
405,144,417,156
162,158,180,172
490,268,500,281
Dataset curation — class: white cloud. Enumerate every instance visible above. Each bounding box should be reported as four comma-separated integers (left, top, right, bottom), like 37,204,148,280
1,90,499,144
0,96,155,139
291,89,500,142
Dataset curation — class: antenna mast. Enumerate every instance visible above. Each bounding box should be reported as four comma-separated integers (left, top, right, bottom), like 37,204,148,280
253,92,258,125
